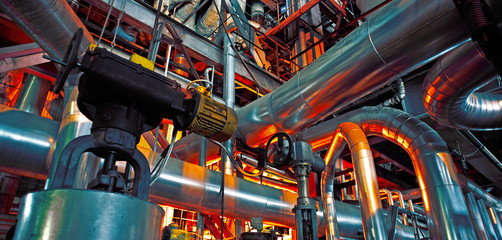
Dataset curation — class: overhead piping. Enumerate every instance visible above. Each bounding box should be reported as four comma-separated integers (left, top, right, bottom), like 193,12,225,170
422,41,502,130
322,122,387,240
296,106,476,239
0,0,94,60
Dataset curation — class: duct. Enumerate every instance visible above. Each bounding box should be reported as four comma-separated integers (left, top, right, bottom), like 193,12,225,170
13,74,51,115
250,2,264,26
0,0,94,60
296,106,476,239
0,105,59,179
195,0,220,37
0,113,419,240
322,122,387,240
422,41,502,130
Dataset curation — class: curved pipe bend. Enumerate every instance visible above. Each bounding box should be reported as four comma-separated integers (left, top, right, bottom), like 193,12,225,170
298,106,476,240
422,41,502,130
322,122,386,240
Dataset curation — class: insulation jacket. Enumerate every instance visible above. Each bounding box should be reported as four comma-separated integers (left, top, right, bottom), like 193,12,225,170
422,41,502,130
296,106,476,239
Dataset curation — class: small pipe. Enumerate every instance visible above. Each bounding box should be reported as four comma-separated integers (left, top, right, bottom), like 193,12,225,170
478,199,498,239
380,189,394,206
391,190,408,225
222,35,236,176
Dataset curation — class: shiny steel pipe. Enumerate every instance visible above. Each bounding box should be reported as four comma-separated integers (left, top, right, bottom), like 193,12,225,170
296,106,476,239
391,190,408,225
380,189,394,206
422,41,502,130
465,192,490,240
490,207,502,239
459,175,502,212
236,0,473,148
13,74,51,116
0,105,59,179
0,116,418,239
477,199,498,240
44,78,99,189
322,122,387,240
0,0,94,60
223,36,236,175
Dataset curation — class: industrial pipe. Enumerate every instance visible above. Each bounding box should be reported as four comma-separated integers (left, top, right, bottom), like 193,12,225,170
322,122,387,240
296,106,476,239
0,0,94,60
13,74,51,116
465,191,490,240
459,175,502,212
422,41,502,130
173,0,502,164
0,111,418,239
477,198,498,240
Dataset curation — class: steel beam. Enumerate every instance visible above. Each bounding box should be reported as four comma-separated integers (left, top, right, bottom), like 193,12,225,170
83,0,281,92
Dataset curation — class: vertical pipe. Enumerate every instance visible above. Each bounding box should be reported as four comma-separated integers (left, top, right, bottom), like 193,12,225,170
465,192,490,240
197,135,208,236
14,74,51,115
380,189,394,206
222,35,236,176
478,199,498,240
322,122,387,240
489,208,502,239
391,190,408,225
44,75,100,189
336,159,347,200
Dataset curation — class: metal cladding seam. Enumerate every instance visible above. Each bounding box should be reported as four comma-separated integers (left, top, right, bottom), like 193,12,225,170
0,108,417,239
0,0,94,60
296,106,476,239
422,41,502,130
322,122,387,240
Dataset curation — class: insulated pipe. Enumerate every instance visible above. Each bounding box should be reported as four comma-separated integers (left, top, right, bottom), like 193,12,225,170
222,35,236,175
490,207,502,239
235,0,482,149
0,0,94,60
195,0,221,37
0,105,59,179
296,106,476,239
322,122,387,240
14,75,51,116
422,41,502,130
0,118,418,239
172,0,502,163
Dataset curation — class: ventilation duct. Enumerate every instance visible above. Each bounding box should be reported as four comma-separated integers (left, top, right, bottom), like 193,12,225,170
422,41,502,130
296,106,476,239
195,0,220,37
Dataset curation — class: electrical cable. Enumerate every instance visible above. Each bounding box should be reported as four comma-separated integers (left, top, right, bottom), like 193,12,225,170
210,139,267,177
187,79,214,90
150,128,178,186
97,0,116,48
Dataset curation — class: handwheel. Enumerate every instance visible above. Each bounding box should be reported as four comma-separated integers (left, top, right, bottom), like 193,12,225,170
53,28,84,94
265,132,293,169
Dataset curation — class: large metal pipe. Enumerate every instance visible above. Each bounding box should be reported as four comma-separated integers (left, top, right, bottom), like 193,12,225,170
422,41,502,130
13,74,51,116
0,105,59,179
0,0,94,60
235,0,478,148
0,112,418,239
172,0,494,163
322,122,387,240
296,106,476,239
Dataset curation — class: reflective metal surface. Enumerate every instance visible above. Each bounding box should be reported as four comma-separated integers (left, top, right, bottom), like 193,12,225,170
236,0,471,148
296,106,476,239
322,122,386,240
15,189,164,240
459,175,502,212
223,36,236,175
477,199,498,240
13,74,51,115
0,0,94,60
422,41,502,130
0,105,59,179
465,192,490,240
45,78,99,189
